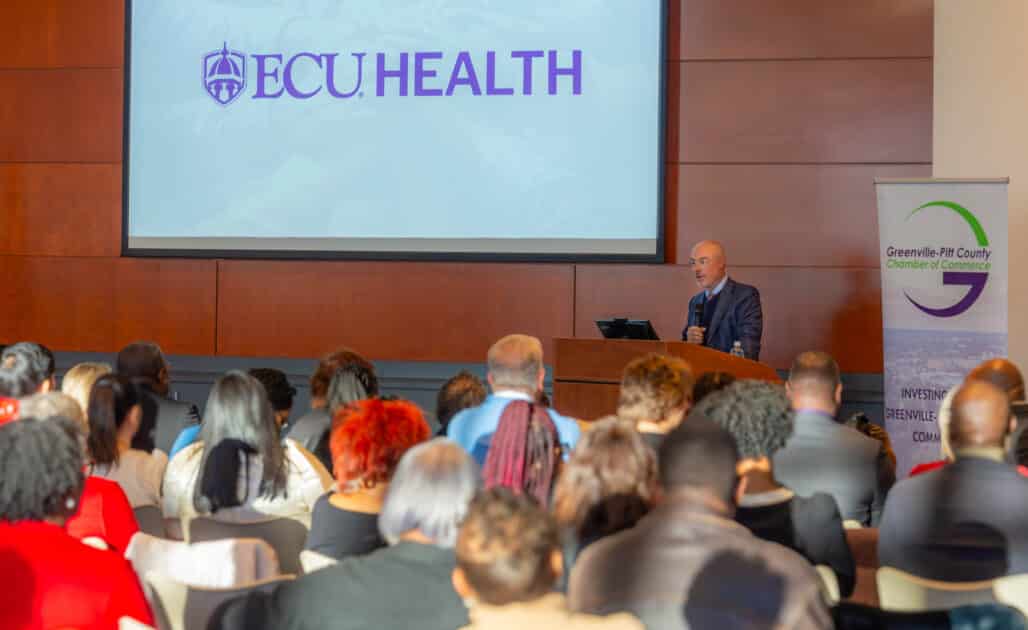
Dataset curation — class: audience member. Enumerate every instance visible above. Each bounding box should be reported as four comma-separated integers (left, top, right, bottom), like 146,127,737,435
436,370,487,436
454,488,643,630
965,358,1028,466
19,391,86,430
162,370,331,526
616,353,693,451
692,370,736,406
568,420,831,629
553,417,658,557
845,411,898,474
482,395,563,506
306,398,430,560
60,361,113,418
0,341,55,397
0,417,153,627
117,341,199,455
698,380,854,597
285,348,378,471
211,439,478,630
448,334,580,465
908,385,958,476
86,375,168,508
774,351,894,526
249,367,297,429
879,379,1028,581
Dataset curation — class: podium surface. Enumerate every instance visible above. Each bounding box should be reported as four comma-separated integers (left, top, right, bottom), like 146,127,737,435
552,338,780,422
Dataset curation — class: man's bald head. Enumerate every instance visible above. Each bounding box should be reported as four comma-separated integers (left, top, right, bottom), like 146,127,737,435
949,379,1014,450
690,241,728,291
967,358,1025,403
486,334,545,394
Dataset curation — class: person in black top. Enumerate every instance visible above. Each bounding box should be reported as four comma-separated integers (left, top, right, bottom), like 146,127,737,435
305,397,430,560
695,379,855,598
615,353,693,453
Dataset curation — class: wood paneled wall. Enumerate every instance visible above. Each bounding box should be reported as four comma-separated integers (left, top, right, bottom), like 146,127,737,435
0,0,933,371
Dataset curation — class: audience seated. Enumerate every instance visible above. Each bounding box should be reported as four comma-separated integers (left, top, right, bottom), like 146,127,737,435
846,411,898,474
436,369,487,437
481,392,564,506
692,370,736,405
284,347,378,471
0,341,55,397
448,334,580,465
964,358,1028,466
117,341,200,455
879,379,1028,581
248,367,296,430
616,353,693,452
86,375,168,508
568,420,832,629
306,398,430,560
162,370,331,526
210,439,479,630
0,417,153,627
553,417,658,558
454,488,643,630
61,361,113,419
774,351,895,526
697,380,855,597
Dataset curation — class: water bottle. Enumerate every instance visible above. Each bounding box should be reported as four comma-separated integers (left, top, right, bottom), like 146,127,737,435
730,341,745,358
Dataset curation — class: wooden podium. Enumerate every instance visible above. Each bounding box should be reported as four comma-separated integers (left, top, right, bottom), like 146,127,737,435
552,338,781,421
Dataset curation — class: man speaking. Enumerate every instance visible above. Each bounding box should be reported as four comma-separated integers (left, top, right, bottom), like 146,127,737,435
681,240,764,360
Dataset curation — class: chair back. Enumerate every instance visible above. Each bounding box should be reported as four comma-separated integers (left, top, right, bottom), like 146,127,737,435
845,527,880,606
995,574,1028,618
877,566,997,611
299,549,338,574
144,572,293,630
816,565,841,605
134,505,167,538
187,517,308,575
126,532,280,588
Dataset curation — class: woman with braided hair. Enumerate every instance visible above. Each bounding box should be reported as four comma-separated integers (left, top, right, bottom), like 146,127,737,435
482,400,562,506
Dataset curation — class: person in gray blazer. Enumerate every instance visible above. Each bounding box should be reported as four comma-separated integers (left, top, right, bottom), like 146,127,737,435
773,351,895,527
116,342,199,455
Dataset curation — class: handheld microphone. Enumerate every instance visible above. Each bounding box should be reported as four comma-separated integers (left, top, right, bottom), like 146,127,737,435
693,301,705,326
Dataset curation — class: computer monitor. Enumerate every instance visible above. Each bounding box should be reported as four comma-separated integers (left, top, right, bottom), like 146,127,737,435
596,318,660,340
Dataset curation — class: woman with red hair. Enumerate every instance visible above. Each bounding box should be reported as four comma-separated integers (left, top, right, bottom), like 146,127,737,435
305,398,430,560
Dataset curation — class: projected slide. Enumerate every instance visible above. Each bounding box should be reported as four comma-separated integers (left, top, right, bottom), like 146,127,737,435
125,1,666,259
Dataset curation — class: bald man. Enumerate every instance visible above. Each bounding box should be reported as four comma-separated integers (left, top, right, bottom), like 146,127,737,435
681,241,764,360
966,358,1028,465
878,379,1028,581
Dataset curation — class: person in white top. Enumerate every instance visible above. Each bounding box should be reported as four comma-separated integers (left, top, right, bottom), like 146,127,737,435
86,375,168,508
162,370,331,528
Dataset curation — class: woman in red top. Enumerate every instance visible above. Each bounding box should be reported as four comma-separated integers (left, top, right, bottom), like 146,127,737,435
0,417,154,629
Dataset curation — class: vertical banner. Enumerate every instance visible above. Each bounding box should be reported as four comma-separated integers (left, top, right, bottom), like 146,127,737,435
876,179,1008,478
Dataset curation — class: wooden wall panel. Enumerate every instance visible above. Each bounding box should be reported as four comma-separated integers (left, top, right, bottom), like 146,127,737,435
574,264,882,373
677,164,932,267
216,261,575,362
0,0,123,69
0,164,120,256
0,69,122,163
679,0,933,61
678,59,932,164
0,257,216,355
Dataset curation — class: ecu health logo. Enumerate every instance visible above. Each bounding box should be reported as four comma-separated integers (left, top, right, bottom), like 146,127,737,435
904,201,989,318
204,43,246,106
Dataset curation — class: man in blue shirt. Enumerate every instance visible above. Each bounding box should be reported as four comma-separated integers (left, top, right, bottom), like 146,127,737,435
447,334,580,465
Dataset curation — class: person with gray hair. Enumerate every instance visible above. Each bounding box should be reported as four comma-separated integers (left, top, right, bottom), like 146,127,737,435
447,334,580,465
161,370,331,526
211,438,479,630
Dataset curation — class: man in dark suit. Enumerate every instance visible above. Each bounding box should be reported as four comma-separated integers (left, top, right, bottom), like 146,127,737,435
774,352,894,526
116,341,199,455
879,379,1028,581
681,241,763,360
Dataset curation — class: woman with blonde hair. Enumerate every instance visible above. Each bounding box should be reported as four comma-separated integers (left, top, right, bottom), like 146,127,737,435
61,362,112,418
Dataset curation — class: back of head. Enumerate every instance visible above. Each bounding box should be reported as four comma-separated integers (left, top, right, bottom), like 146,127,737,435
482,401,560,506
61,362,113,418
456,488,561,606
86,375,143,466
0,416,85,522
19,392,86,432
325,365,373,413
330,398,430,489
248,368,296,413
967,358,1026,402
787,351,840,403
116,342,166,389
659,419,739,503
1,342,55,396
949,379,1012,450
694,380,792,460
310,348,378,402
436,370,487,430
617,353,694,425
692,371,736,405
379,438,480,547
487,334,543,393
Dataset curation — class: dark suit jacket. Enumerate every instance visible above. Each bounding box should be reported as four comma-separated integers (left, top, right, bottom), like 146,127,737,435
681,278,763,360
282,408,333,472
131,388,199,455
878,454,1028,581
774,410,894,527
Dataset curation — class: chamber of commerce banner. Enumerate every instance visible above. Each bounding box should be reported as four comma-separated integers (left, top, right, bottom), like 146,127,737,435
875,178,1008,478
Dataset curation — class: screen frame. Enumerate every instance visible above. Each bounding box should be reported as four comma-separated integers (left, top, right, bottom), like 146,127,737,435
120,0,669,264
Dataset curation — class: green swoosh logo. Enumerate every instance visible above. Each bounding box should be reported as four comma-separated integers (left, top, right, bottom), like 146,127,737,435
907,201,989,247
